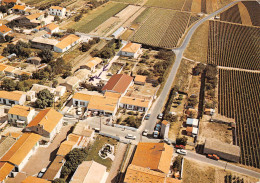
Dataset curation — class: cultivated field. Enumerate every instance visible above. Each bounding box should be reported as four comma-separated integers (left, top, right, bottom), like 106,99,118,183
90,5,140,36
207,20,260,70
218,69,260,168
111,0,142,4
220,1,260,26
131,9,192,48
67,2,127,33
145,0,185,10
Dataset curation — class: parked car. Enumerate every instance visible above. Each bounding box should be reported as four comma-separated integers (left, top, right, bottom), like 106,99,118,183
207,154,219,160
37,168,47,178
175,145,185,149
155,124,161,132
94,128,100,132
153,131,159,138
157,113,163,119
142,129,148,136
145,114,151,120
176,149,187,155
125,134,136,140
164,138,171,145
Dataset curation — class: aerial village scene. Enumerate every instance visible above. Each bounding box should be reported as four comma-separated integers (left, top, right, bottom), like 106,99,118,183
0,0,259,182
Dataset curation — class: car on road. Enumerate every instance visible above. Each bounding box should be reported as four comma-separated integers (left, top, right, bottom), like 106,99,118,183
176,149,187,155
94,128,100,132
145,114,151,120
125,134,136,140
142,129,148,136
157,113,163,119
37,168,47,178
153,131,159,138
175,145,185,149
155,124,161,131
207,154,219,160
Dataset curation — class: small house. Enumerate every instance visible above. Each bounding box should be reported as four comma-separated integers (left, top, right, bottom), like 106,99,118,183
120,42,142,59
27,57,41,65
0,24,11,37
41,23,59,34
186,126,198,137
61,76,80,92
0,91,26,105
11,5,26,14
80,57,102,72
55,85,66,98
204,108,215,115
160,120,170,139
42,156,65,181
8,105,35,127
49,6,66,17
119,96,152,112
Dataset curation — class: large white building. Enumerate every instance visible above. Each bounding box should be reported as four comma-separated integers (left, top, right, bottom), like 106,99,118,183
54,34,81,53
49,6,66,17
120,42,142,59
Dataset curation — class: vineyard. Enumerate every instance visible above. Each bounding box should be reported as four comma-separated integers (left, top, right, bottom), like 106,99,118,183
220,1,260,26
145,0,185,10
218,69,260,168
182,0,220,13
207,20,260,70
131,9,191,48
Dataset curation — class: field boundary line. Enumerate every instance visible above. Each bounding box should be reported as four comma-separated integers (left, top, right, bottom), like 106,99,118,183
218,66,260,73
213,19,260,29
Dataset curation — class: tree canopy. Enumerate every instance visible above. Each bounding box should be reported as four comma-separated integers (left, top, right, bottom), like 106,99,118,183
35,89,54,109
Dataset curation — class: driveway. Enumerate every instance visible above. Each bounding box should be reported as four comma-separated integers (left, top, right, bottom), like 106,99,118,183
7,125,73,183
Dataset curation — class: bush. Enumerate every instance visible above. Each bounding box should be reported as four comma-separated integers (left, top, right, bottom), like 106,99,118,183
35,89,54,109
173,155,183,172
127,111,134,115
38,49,53,63
74,14,82,22
54,15,60,21
176,136,188,146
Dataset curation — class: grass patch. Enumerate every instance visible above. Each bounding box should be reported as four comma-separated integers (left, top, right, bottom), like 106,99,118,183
62,45,83,63
85,135,118,170
74,3,127,33
183,21,209,63
145,0,185,10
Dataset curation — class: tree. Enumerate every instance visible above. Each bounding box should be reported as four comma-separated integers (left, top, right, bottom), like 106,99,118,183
38,49,53,63
54,15,60,21
74,14,82,22
80,43,91,52
52,178,66,183
4,35,14,42
52,80,58,88
176,136,188,146
62,71,72,79
44,12,48,18
21,74,29,81
67,28,75,34
2,79,17,91
173,155,183,172
35,89,54,109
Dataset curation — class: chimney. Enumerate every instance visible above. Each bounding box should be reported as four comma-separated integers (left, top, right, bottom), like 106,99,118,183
45,116,48,120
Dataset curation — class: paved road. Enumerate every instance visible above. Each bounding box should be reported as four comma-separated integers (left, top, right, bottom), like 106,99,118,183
143,0,241,134
186,151,260,179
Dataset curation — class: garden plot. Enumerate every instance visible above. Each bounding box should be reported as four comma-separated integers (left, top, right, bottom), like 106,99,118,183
90,5,141,37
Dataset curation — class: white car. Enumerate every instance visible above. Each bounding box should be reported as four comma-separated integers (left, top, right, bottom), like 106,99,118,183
176,149,187,155
37,168,47,178
157,113,163,119
125,134,136,140
142,129,148,136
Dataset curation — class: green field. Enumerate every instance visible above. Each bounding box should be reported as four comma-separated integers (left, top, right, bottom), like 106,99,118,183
71,3,127,33
145,0,186,10
133,7,155,24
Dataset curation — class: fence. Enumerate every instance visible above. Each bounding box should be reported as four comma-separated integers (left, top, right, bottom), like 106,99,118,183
113,124,138,132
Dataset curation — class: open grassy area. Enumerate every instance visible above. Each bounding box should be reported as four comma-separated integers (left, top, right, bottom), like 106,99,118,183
145,0,185,10
85,135,118,170
62,45,83,63
183,21,209,63
68,2,127,33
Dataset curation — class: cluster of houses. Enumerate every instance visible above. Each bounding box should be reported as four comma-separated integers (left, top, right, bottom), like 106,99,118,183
71,73,153,117
0,63,32,78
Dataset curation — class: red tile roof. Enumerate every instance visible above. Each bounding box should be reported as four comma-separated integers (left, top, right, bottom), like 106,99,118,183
102,74,133,94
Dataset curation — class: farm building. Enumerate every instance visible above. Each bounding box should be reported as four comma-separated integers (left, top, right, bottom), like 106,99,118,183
80,57,102,72
120,42,142,59
49,6,66,17
160,120,170,139
102,74,133,95
112,27,125,38
54,34,80,53
134,75,146,85
203,138,240,162
186,118,199,127
30,37,59,50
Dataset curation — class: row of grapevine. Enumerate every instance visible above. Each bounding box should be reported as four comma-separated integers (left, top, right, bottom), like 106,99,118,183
242,1,260,26
132,9,191,48
207,20,260,70
218,69,260,168
220,4,242,24
159,12,190,48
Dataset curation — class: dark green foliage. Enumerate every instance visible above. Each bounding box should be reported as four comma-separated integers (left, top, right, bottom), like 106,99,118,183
52,178,66,183
38,49,53,63
3,41,30,58
54,15,60,21
173,155,183,172
35,89,54,109
1,79,17,91
176,136,188,146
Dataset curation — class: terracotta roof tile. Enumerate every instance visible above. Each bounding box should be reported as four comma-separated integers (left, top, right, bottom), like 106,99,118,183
120,96,150,108
12,5,25,10
0,25,11,34
0,91,25,101
88,95,119,112
0,64,8,71
0,133,41,166
72,93,92,101
45,23,59,31
42,156,65,180
26,108,63,133
121,42,141,53
57,141,75,156
50,6,64,10
0,162,14,182
8,105,33,117
26,13,43,20
132,143,173,173
102,74,133,93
